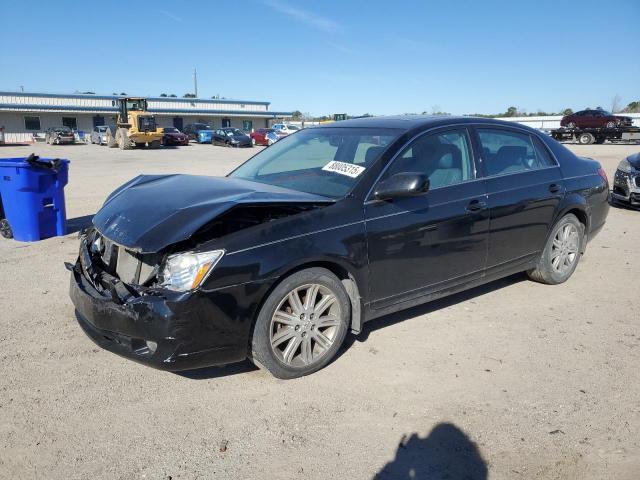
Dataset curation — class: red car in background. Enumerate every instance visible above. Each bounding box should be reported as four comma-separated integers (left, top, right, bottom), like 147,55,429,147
250,128,278,146
561,109,633,129
161,127,189,146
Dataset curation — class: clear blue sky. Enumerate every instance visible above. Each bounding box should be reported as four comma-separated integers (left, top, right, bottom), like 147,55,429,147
1,0,638,116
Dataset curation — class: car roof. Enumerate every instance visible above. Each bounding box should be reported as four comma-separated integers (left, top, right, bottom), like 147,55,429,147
310,115,541,133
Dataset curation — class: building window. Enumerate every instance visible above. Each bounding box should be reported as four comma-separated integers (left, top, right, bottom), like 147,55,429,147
222,118,231,128
242,120,253,132
62,117,78,130
24,116,41,131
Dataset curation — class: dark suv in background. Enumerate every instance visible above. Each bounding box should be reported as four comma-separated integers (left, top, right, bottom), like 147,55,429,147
561,110,633,129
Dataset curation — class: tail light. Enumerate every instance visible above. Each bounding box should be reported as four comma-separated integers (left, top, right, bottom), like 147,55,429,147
597,167,609,189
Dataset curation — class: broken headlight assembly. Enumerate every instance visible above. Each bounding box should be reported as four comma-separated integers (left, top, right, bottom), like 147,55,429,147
159,250,225,292
617,159,634,174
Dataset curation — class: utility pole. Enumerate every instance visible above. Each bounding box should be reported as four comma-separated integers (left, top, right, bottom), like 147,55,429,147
193,68,198,98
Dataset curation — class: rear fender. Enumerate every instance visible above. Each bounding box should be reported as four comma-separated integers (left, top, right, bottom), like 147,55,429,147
548,194,589,253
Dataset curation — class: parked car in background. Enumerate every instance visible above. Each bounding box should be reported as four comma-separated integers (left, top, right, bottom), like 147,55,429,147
70,116,609,379
264,130,280,146
271,124,299,136
612,152,640,207
161,127,189,146
45,127,75,145
184,123,214,143
212,128,252,147
561,110,633,129
91,126,109,145
250,128,279,146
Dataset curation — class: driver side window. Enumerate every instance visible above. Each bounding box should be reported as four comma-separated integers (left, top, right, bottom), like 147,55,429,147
384,128,475,189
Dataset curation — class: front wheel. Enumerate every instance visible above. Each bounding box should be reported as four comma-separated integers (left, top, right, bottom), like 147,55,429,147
250,268,351,379
528,214,584,285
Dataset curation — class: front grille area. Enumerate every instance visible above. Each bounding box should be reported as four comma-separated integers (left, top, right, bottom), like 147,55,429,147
90,230,160,285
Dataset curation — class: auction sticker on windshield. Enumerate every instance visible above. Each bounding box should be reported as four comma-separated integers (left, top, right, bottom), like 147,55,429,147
322,161,366,178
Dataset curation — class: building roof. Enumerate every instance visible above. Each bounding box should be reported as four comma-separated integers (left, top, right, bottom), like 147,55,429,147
0,91,271,106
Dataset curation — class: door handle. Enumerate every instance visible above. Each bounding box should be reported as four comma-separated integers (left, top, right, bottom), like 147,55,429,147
549,183,562,193
466,199,487,212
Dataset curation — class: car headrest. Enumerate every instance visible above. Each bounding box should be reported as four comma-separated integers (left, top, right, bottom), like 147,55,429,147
496,145,526,160
435,144,462,169
365,146,385,165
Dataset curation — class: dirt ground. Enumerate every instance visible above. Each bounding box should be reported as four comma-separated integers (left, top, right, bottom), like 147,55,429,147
0,140,638,480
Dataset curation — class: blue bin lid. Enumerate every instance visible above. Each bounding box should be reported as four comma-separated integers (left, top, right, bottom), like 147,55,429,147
0,157,69,168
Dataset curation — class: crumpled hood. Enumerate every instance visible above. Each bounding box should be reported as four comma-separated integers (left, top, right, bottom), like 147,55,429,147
93,174,331,252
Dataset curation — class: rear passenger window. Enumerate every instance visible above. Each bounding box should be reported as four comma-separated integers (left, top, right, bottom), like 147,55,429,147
478,129,554,176
384,128,474,189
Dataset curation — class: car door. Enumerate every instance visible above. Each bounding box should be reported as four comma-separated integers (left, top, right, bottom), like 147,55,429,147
474,126,564,275
365,127,489,309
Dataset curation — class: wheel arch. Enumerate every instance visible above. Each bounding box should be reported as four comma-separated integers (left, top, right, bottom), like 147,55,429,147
551,196,590,253
249,258,365,350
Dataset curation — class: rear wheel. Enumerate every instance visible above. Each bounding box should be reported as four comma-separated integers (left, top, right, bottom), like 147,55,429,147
578,132,594,145
0,219,13,239
528,214,584,285
135,142,146,149
250,268,351,379
150,140,161,149
594,136,605,144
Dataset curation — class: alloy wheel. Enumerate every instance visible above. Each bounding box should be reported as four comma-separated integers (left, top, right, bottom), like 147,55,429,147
269,283,342,367
550,223,579,274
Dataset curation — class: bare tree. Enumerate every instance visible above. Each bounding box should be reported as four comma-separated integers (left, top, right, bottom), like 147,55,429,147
611,94,622,113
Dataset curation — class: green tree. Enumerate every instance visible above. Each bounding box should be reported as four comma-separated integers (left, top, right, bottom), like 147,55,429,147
169,94,177,98
562,108,573,116
291,110,303,120
505,106,518,117
160,93,168,97
183,93,196,98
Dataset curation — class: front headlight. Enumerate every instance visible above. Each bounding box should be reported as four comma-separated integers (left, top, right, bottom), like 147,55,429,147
160,250,224,291
617,159,633,173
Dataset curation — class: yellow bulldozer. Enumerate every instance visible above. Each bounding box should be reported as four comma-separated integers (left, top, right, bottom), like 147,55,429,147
105,97,163,149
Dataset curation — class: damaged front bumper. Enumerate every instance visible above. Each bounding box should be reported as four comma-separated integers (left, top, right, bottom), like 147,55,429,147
612,168,640,206
69,237,256,371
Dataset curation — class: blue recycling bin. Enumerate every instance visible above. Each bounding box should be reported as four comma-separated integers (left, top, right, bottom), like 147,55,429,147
0,156,69,242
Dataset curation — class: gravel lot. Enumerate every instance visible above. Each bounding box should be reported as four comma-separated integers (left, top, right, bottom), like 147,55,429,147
0,140,638,480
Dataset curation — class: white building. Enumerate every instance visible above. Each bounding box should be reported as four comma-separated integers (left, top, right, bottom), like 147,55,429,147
0,91,292,143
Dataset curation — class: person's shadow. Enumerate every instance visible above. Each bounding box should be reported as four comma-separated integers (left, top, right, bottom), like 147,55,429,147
374,423,487,480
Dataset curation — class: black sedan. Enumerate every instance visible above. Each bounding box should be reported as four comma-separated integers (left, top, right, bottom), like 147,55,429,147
69,116,609,378
45,126,75,144
212,127,252,147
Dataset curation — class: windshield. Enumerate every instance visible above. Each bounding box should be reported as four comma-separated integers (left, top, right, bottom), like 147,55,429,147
125,99,146,111
230,127,400,198
196,124,212,130
55,127,72,133
164,127,179,133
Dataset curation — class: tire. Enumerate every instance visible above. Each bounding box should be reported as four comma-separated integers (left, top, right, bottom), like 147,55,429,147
116,128,131,150
135,142,145,149
150,140,161,149
578,132,594,145
106,128,117,148
594,136,605,144
0,218,13,239
250,267,351,379
527,214,584,285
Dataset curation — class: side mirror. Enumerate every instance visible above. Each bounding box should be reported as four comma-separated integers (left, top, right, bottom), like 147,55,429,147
374,172,429,200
